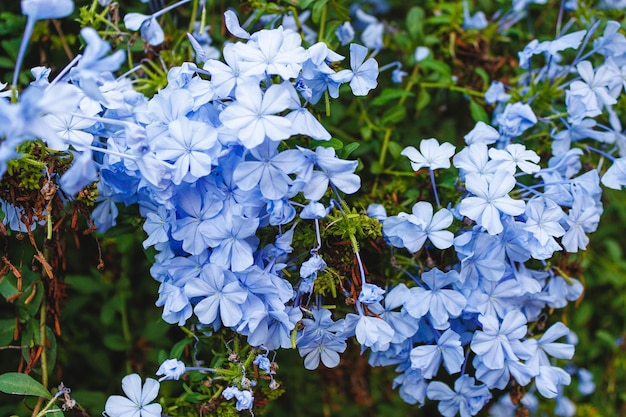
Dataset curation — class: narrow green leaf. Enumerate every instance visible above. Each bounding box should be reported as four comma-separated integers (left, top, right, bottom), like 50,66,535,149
387,141,404,159
370,161,383,175
474,67,490,86
405,7,424,40
170,338,193,359
297,0,317,8
420,60,452,81
469,100,489,123
0,319,14,346
311,138,343,149
311,0,328,24
0,373,51,399
416,88,431,112
359,125,372,141
340,142,360,158
381,105,406,125
370,89,414,107
103,334,131,351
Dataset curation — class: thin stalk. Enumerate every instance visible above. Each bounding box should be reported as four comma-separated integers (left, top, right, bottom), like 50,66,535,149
33,394,64,417
317,4,327,43
12,17,36,87
429,168,441,207
153,0,192,20
419,82,485,97
188,0,199,33
377,64,420,170
31,296,48,417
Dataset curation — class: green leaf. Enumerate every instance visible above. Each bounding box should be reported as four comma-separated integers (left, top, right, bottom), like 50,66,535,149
0,275,19,301
387,141,404,159
103,334,131,351
416,88,431,112
370,161,383,175
359,125,372,141
405,7,424,40
100,294,122,325
469,100,489,123
170,338,193,359
311,0,328,24
425,15,452,25
0,56,14,69
0,319,14,346
370,89,414,107
381,105,406,125
474,67,490,86
596,330,618,352
297,0,317,9
311,138,343,150
339,142,360,158
0,373,51,399
420,60,452,81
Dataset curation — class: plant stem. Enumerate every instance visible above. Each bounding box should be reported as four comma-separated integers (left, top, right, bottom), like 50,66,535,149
318,3,327,43
420,82,484,97
378,64,420,169
12,17,36,88
34,395,61,417
32,296,49,417
188,0,199,33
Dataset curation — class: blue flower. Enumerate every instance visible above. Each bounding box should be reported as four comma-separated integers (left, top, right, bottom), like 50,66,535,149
300,253,327,280
184,264,248,328
156,358,186,381
410,329,464,378
496,102,537,139
232,142,305,200
219,83,292,149
336,22,355,45
353,313,395,351
21,0,74,20
301,146,360,200
253,354,272,373
382,201,454,252
333,43,379,96
153,117,219,185
401,138,455,171
404,268,466,330
201,213,260,272
104,374,161,417
236,26,308,80
426,375,491,417
299,336,346,370
358,283,385,304
470,311,528,370
523,198,565,246
204,43,264,98
223,10,251,39
458,171,525,235
222,386,254,411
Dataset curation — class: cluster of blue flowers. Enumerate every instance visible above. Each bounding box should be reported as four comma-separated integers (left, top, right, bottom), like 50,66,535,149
1,0,625,416
363,9,625,417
